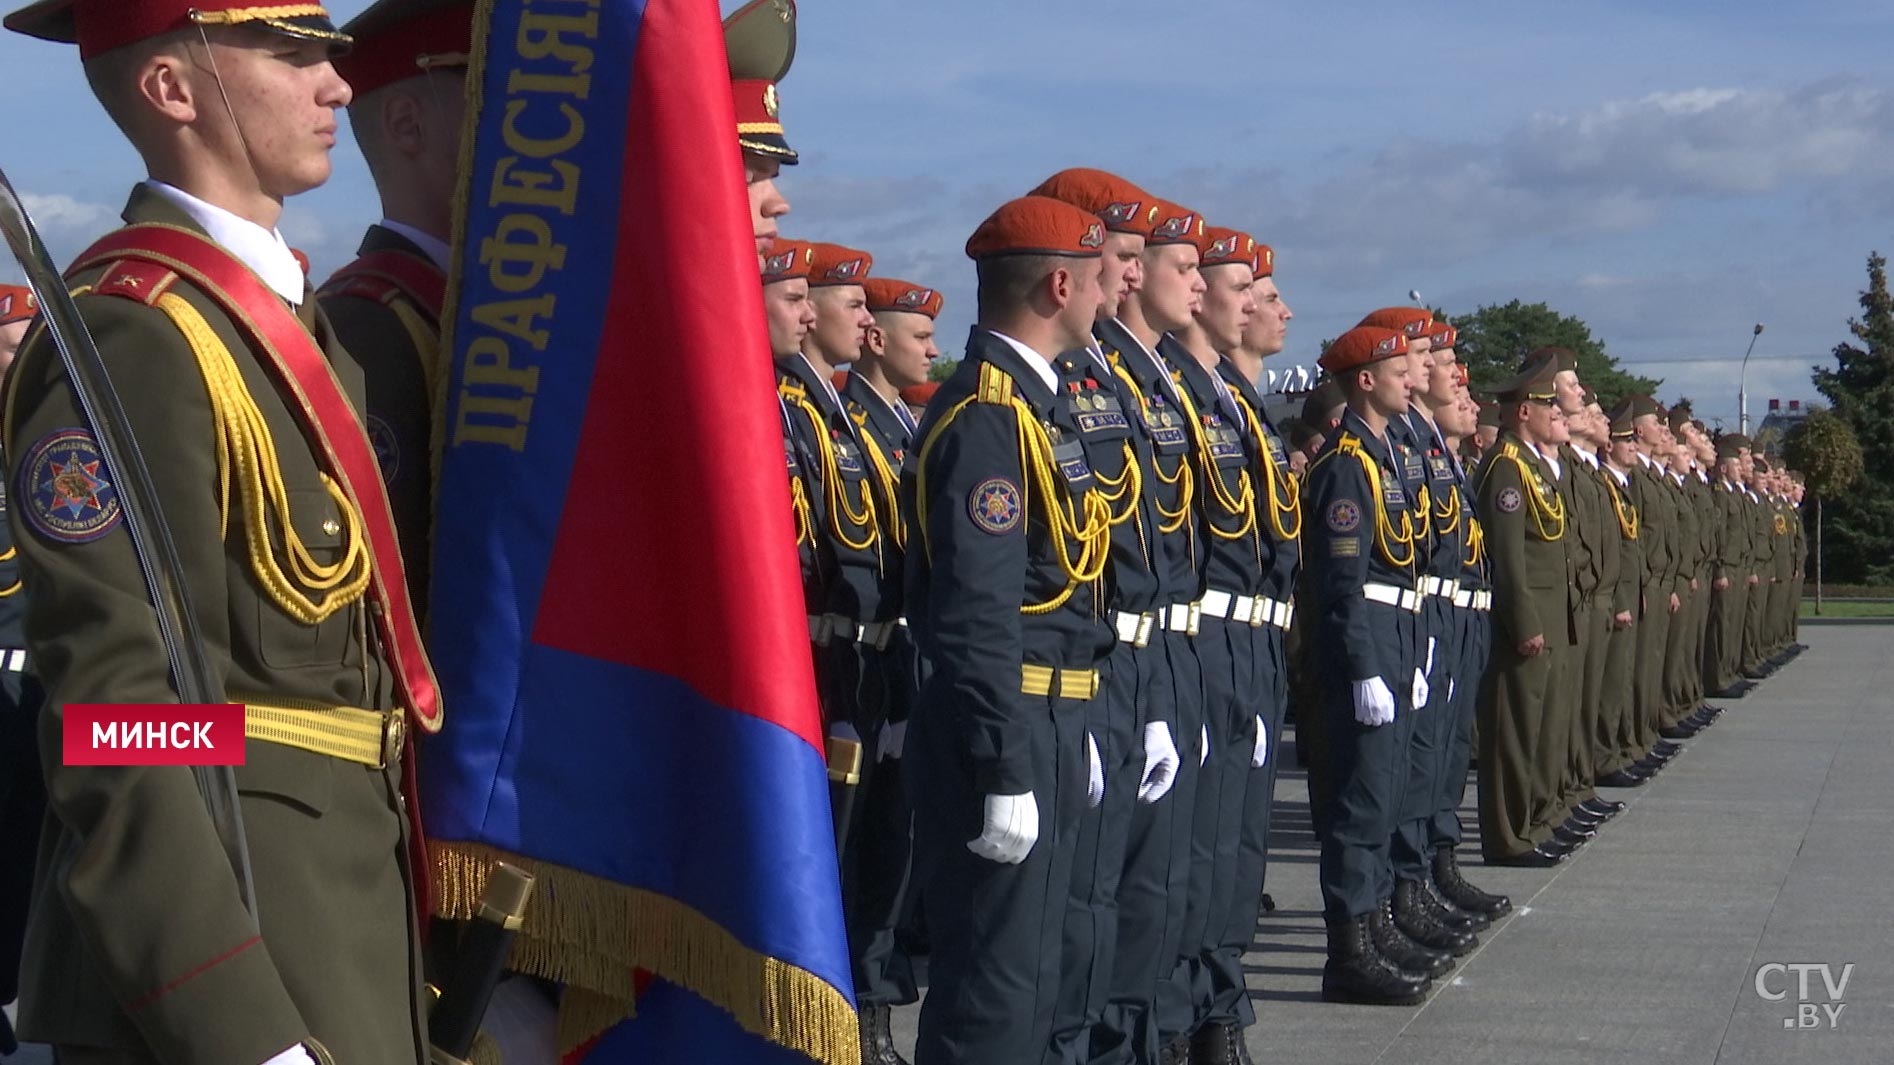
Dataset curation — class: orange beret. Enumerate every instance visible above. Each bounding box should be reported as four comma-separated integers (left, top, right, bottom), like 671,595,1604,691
805,242,873,286
1146,200,1204,247
1253,243,1276,279
863,277,943,319
898,381,940,408
965,196,1107,260
0,284,35,325
4,0,347,60
1428,321,1457,349
336,0,470,96
1358,307,1434,339
1197,226,1258,271
761,239,815,285
1318,326,1408,374
1027,168,1159,238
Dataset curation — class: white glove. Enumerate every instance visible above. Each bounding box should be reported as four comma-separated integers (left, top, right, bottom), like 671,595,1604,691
1137,721,1179,803
1201,723,1211,766
1086,733,1105,809
878,719,906,763
1412,637,1437,709
1448,677,1456,704
261,1047,319,1065
1251,715,1268,768
1352,677,1397,727
968,792,1039,864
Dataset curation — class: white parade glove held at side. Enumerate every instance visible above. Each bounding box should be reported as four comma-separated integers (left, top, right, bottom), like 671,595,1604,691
1086,733,1105,809
1252,715,1268,768
878,719,907,763
968,792,1039,864
1137,721,1179,803
1412,668,1429,711
260,1047,319,1065
1352,677,1397,727
1201,722,1211,765
1448,677,1456,703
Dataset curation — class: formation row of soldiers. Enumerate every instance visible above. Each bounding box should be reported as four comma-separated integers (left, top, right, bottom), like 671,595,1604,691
0,1,1812,1064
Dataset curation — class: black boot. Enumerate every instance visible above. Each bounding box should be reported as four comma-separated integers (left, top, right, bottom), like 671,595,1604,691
859,1002,909,1065
1369,901,1453,977
1421,874,1490,931
1434,846,1512,916
1189,1020,1254,1065
1393,879,1479,957
1324,914,1431,1005
1159,1033,1194,1065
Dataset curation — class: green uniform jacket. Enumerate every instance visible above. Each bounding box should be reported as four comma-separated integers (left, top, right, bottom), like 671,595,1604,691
1714,480,1751,582
1631,459,1675,605
1559,445,1604,609
1598,463,1641,615
1748,488,1776,579
1666,470,1700,597
1577,453,1623,613
3,188,425,1065
1475,436,1568,646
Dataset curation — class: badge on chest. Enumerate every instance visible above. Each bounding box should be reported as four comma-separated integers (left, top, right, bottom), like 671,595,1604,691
1426,451,1453,484
1049,423,1095,487
1400,445,1424,486
1202,412,1245,464
1140,393,1189,453
1071,381,1129,436
832,430,864,475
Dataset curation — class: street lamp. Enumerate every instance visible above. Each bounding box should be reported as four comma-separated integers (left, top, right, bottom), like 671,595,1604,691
1738,323,1765,435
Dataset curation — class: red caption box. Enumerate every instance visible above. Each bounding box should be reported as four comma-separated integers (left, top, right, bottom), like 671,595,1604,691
63,704,246,766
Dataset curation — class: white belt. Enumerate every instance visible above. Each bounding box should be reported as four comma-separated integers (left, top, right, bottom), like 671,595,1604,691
1,649,23,672
1112,610,1155,648
1451,590,1473,609
1155,602,1200,635
1198,590,1294,630
1363,582,1424,613
1475,590,1492,611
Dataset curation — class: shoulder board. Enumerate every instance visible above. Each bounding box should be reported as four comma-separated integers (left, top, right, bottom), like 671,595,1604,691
777,377,809,402
1336,432,1364,452
848,404,869,427
89,259,179,306
976,361,1015,406
318,250,447,319
1499,441,1521,459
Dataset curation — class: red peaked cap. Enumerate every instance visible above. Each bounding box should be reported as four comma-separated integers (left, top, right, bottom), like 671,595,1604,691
335,0,471,97
4,0,348,60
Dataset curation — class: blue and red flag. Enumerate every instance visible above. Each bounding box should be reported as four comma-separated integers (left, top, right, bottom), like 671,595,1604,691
421,1,855,1061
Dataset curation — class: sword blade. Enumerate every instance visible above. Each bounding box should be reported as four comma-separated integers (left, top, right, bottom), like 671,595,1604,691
0,168,255,919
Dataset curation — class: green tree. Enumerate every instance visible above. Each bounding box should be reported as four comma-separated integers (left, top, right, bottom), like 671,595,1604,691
927,357,959,383
1810,252,1894,583
1783,408,1864,499
1449,300,1661,409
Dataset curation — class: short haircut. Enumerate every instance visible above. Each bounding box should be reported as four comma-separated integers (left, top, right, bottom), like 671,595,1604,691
976,253,1071,321
348,70,463,186
81,31,190,139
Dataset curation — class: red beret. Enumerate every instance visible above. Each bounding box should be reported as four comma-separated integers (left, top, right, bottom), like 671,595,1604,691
898,381,940,408
1027,168,1159,238
805,242,872,287
1358,307,1433,339
761,239,815,285
1318,326,1408,374
1146,200,1204,247
1253,243,1276,279
5,0,348,60
965,196,1107,260
1428,321,1457,349
0,284,35,325
863,277,942,319
336,0,470,97
1197,226,1259,272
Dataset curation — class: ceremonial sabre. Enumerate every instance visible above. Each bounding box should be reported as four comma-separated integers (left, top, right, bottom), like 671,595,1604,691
428,862,537,1065
0,167,256,918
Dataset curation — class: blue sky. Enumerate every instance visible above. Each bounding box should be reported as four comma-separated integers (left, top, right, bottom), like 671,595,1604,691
3,0,1892,429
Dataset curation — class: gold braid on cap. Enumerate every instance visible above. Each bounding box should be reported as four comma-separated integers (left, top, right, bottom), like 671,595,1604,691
190,5,351,42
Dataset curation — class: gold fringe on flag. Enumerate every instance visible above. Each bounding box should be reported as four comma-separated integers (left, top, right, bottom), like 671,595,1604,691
433,840,860,1065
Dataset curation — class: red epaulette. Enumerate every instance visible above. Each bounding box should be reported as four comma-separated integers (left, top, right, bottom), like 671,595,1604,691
88,258,179,307
318,249,446,321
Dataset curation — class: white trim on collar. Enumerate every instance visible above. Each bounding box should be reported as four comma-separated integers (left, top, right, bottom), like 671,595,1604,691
145,181,305,305
987,329,1060,393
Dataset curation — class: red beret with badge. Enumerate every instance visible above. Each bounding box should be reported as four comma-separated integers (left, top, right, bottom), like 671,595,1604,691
863,278,942,319
760,239,815,285
1253,243,1276,279
1196,226,1260,272
335,0,471,97
1428,321,1457,350
1028,168,1159,238
4,0,348,59
1318,326,1408,374
965,196,1108,260
0,284,37,325
1145,199,1204,248
805,242,873,287
1359,307,1433,340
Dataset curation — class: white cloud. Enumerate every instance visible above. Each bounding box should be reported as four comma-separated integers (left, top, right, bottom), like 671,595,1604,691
18,192,112,232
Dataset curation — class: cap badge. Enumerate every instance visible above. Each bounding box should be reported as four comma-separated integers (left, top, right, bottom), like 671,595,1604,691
763,83,780,118
1100,201,1140,226
826,258,865,282
1207,235,1239,260
1079,222,1105,249
894,288,935,309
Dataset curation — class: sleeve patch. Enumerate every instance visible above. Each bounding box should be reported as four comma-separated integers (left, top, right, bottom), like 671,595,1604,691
969,477,1024,535
1496,486,1522,513
22,427,124,543
1326,498,1362,533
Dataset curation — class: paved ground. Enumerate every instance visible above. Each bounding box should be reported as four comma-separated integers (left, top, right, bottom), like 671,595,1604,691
890,624,1894,1064
4,625,1889,1064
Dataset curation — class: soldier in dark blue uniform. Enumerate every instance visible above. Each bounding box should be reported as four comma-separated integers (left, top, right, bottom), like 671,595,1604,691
904,195,1114,1065
1300,326,1436,1005
842,275,943,1064
1027,168,1186,1065
0,286,42,1054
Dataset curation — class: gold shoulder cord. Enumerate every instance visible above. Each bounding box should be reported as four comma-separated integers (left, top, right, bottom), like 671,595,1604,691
1111,360,1193,534
1600,469,1639,539
1464,514,1485,567
1336,433,1416,569
0,544,19,597
1492,451,1567,540
1431,470,1462,539
148,289,371,623
780,383,881,562
850,406,906,553
1171,379,1256,543
384,296,443,400
1233,390,1302,542
916,365,1110,616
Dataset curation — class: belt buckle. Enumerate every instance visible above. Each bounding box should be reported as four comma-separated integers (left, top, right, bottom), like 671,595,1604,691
1247,597,1266,628
1187,601,1202,637
1137,614,1154,648
382,712,407,769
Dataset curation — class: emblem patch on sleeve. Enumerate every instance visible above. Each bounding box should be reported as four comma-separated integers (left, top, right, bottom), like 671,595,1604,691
969,476,1024,535
22,428,123,543
1497,486,1523,513
1326,498,1362,533
367,413,400,482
